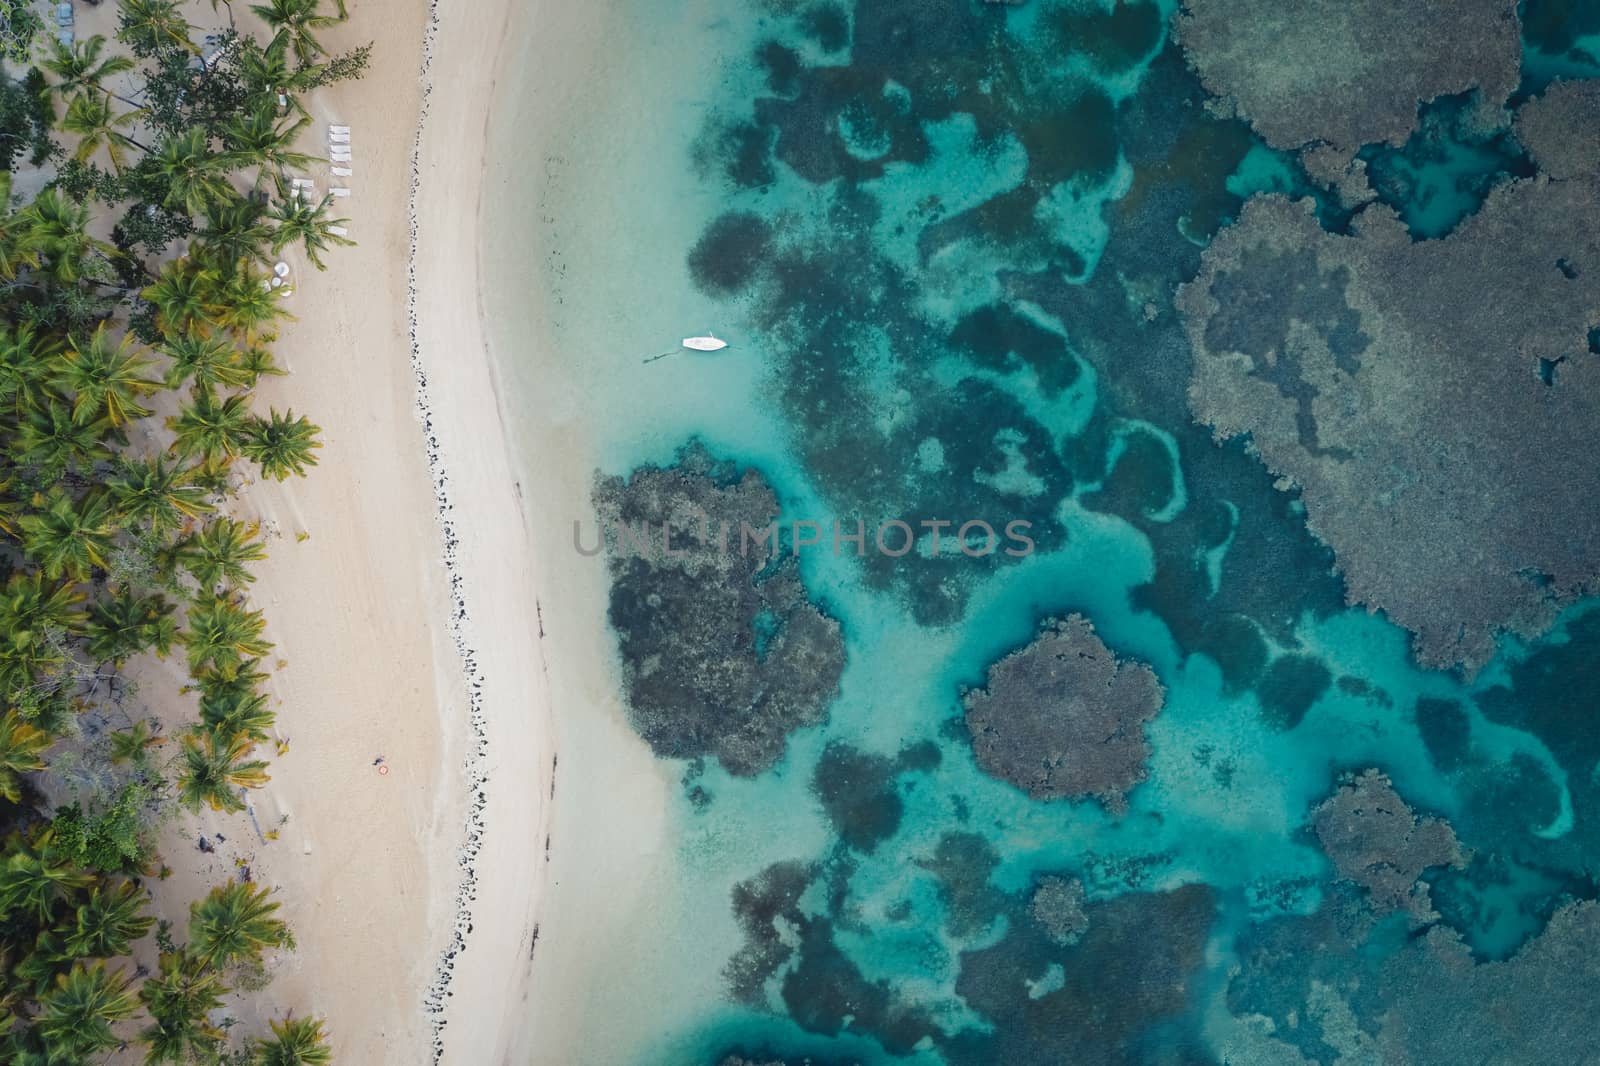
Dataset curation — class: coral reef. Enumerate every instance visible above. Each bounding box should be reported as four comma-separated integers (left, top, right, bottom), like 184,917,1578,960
963,615,1164,810
950,884,1216,1066
1377,901,1600,1063
1515,79,1600,180
1173,0,1521,150
809,742,939,853
1028,875,1088,945
1179,181,1600,670
1311,770,1461,919
594,445,845,775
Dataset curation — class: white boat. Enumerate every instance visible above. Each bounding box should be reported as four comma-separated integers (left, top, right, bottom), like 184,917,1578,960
682,334,728,352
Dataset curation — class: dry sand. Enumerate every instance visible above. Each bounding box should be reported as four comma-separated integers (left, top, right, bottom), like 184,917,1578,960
126,0,569,1061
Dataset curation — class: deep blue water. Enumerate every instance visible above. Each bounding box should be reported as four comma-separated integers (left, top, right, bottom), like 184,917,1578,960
531,1,1600,1062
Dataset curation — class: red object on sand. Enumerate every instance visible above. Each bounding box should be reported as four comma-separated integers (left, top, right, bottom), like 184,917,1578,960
377,765,390,776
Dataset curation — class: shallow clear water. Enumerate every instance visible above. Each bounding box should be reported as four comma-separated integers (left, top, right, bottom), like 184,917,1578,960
523,2,1600,1063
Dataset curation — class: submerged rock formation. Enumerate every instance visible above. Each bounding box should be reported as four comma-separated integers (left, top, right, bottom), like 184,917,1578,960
1515,79,1600,181
594,444,845,776
1173,0,1521,150
1312,770,1462,919
963,615,1164,810
1377,901,1600,1063
1179,179,1600,671
1029,875,1088,946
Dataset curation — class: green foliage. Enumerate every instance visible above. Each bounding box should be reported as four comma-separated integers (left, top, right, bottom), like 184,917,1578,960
0,68,53,172
254,1015,332,1065
0,0,42,65
51,786,153,873
188,879,292,969
0,2,357,1060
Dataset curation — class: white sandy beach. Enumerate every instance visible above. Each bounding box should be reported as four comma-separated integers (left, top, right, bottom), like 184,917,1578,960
122,0,581,1061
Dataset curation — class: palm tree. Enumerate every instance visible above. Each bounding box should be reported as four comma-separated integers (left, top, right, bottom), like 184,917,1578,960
195,198,274,270
239,33,316,116
56,324,161,426
149,129,235,218
139,952,226,1064
175,729,269,812
251,0,338,66
0,479,21,542
0,710,51,803
244,409,321,480
0,572,85,696
85,587,178,662
193,656,270,703
39,34,138,110
0,322,65,414
212,266,291,340
179,518,266,588
108,455,216,534
0,833,95,921
26,190,118,285
199,686,274,744
35,962,138,1061
240,345,284,387
117,0,198,55
0,172,41,282
143,258,222,338
161,334,253,390
255,1016,332,1066
15,397,117,476
109,717,162,765
18,488,120,582
188,879,293,970
182,592,272,670
60,92,146,172
222,106,315,187
269,194,353,269
169,386,253,463
188,454,236,496
62,881,155,958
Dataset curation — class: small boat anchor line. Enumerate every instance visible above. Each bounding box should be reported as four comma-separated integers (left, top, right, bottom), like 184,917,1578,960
643,333,731,363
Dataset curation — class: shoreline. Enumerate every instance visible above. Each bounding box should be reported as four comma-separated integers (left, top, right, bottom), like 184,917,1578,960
407,0,550,1057
130,0,553,1060
407,0,556,1060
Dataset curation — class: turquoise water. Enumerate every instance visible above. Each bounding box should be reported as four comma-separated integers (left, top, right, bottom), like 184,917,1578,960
527,2,1600,1062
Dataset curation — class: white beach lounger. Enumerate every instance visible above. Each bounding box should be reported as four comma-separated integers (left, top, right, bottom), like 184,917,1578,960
330,151,353,161
329,132,350,143
329,125,350,134
331,187,352,197
290,177,313,186
331,167,353,177
327,226,349,237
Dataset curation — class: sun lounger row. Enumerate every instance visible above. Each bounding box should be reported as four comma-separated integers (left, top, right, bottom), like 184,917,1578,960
328,125,353,200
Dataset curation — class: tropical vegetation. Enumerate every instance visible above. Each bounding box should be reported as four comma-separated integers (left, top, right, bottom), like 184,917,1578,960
0,0,365,1060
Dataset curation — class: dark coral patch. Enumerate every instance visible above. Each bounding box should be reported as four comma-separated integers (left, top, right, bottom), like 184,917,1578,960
1052,0,1164,74
1083,428,1177,521
810,743,904,853
948,303,1080,394
687,212,774,296
1414,696,1471,772
801,1,850,53
1256,654,1331,730
948,884,1216,1066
